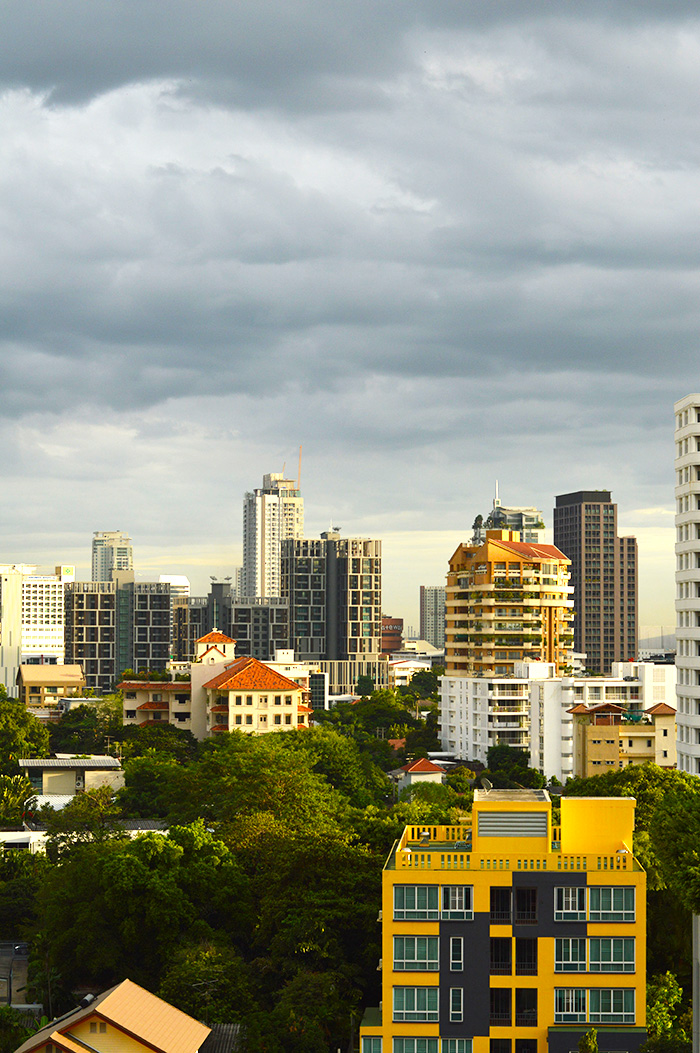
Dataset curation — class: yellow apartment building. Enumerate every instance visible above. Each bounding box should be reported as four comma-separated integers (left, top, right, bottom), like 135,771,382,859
444,532,574,679
360,789,646,1053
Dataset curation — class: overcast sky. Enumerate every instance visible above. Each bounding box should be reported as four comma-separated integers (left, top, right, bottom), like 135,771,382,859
1,0,697,631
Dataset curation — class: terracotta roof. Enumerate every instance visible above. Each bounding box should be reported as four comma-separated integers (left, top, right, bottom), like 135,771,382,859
197,630,235,644
488,538,569,562
15,978,210,1053
388,737,406,748
198,645,228,660
567,704,591,714
203,656,302,693
210,705,229,713
137,700,170,710
645,702,676,716
210,723,229,732
402,757,445,774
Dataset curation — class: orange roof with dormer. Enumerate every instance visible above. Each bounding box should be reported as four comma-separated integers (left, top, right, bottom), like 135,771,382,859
202,656,302,693
197,630,235,645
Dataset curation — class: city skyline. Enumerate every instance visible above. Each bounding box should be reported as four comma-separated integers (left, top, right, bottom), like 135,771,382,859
1,1,693,630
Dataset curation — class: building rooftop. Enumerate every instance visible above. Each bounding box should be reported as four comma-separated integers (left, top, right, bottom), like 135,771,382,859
19,756,122,770
203,656,302,693
473,788,550,803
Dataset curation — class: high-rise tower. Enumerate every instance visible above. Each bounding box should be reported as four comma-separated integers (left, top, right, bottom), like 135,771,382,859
674,394,700,774
92,531,133,581
242,473,304,597
420,585,446,649
553,492,637,675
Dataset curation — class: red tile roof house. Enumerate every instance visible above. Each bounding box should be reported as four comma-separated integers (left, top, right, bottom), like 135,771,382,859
397,757,446,795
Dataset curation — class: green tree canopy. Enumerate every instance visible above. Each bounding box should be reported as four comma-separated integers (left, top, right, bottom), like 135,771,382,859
0,688,49,774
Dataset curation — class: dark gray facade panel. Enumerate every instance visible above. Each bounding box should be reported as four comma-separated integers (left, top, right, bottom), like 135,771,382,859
439,913,490,1038
512,872,588,939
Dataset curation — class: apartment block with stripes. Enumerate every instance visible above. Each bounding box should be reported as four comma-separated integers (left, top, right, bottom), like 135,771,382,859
360,789,646,1053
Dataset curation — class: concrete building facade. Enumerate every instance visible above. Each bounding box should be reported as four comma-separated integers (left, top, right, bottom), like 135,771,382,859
674,392,700,774
360,790,647,1053
92,531,133,581
282,530,382,662
444,532,574,680
242,473,304,598
553,492,638,675
420,586,446,650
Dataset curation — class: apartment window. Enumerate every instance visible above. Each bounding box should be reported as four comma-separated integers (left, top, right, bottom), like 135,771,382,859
490,1042,510,1053
490,887,511,923
515,989,537,1027
554,886,586,921
274,714,281,725
589,988,635,1024
442,885,473,920
275,695,282,705
246,695,253,705
394,886,439,921
285,714,292,724
393,1040,438,1053
235,715,242,725
589,887,635,922
245,714,253,725
515,938,537,975
392,987,439,1022
589,938,635,973
125,709,136,718
285,695,292,704
555,938,586,972
393,937,439,971
514,888,537,924
515,1043,536,1053
490,988,511,1026
490,937,511,975
443,1043,471,1053
235,696,242,706
363,1040,381,1053
554,988,586,1023
450,936,463,972
450,988,463,1023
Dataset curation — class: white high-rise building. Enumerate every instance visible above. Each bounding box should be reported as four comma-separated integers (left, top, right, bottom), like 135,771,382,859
242,473,304,598
419,585,446,649
0,564,75,694
674,393,700,773
92,531,133,581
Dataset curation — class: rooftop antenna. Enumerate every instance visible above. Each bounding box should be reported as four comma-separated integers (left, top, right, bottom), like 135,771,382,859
494,480,501,509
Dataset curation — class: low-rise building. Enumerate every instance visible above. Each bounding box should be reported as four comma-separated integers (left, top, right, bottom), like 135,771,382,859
202,656,312,735
19,756,124,795
570,702,676,776
16,664,86,718
15,978,210,1053
440,661,676,781
397,757,445,796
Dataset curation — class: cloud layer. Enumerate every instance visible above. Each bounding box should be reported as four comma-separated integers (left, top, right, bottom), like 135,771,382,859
1,0,694,624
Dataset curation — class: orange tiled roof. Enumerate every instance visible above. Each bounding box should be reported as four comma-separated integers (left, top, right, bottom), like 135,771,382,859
645,702,676,716
137,700,170,710
210,723,229,732
202,656,302,693
402,757,445,774
488,538,569,562
197,630,235,644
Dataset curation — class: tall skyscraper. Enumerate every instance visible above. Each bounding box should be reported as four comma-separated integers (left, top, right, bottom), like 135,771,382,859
242,473,304,597
92,531,133,581
281,530,382,661
674,393,700,773
419,585,446,649
554,491,638,675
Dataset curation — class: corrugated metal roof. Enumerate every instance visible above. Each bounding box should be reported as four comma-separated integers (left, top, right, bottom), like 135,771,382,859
19,757,121,770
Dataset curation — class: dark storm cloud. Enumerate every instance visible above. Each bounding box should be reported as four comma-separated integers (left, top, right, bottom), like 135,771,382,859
2,0,699,109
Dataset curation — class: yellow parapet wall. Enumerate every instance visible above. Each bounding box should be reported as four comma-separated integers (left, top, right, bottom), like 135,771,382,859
560,797,635,856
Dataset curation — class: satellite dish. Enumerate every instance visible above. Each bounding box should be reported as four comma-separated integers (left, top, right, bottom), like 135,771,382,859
481,777,493,792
